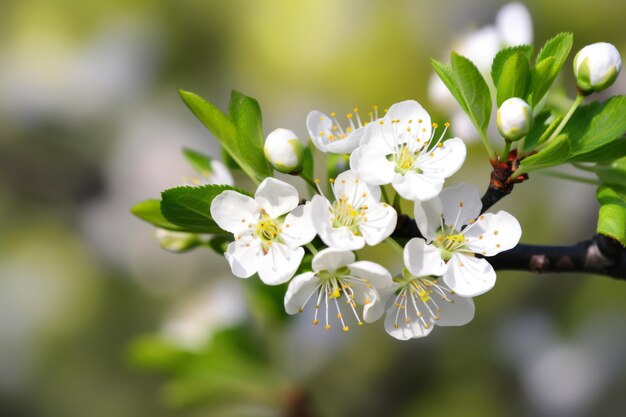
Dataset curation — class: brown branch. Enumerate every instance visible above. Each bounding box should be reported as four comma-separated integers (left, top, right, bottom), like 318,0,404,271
481,150,528,213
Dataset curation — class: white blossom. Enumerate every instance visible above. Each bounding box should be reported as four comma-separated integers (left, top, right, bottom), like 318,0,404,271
412,183,522,297
210,178,316,285
384,238,475,340
350,100,466,201
306,107,377,153
573,42,622,93
311,170,397,251
496,97,532,141
285,248,393,331
264,128,305,174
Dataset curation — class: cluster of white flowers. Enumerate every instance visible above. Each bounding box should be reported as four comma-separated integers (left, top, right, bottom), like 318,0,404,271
210,100,522,341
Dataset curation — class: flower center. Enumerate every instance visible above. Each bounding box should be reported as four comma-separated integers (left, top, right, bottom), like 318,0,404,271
330,198,363,232
433,227,467,261
391,269,455,330
322,107,380,143
298,267,374,332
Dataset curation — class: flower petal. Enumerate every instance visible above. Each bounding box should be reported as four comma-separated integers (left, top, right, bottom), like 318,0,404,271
465,211,522,256
306,110,333,152
496,2,533,46
413,195,444,241
281,203,316,248
403,238,447,277
384,303,434,340
349,145,395,185
311,195,366,250
392,170,444,201
333,170,381,205
349,261,394,291
323,127,364,154
360,202,397,246
440,183,482,229
284,271,320,315
418,137,467,179
386,100,432,141
257,244,304,285
224,240,263,278
254,177,300,218
210,190,259,234
433,281,475,327
311,247,355,272
443,253,496,297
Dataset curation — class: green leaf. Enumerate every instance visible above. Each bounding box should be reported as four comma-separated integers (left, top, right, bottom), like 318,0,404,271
228,91,272,181
495,51,530,107
183,148,214,177
593,156,626,195
161,185,248,234
519,134,571,171
564,96,626,161
523,111,552,151
131,199,185,231
596,185,626,246
431,59,468,115
207,235,231,254
179,89,258,183
491,45,533,86
450,52,492,135
527,32,573,107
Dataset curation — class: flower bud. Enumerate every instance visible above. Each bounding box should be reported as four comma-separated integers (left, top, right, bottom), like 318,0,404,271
573,42,622,93
264,128,305,174
496,98,532,141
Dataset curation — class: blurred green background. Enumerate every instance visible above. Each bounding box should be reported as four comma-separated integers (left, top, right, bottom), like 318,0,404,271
1,1,626,416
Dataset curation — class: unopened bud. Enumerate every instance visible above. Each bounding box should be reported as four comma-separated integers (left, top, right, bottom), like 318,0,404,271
573,42,622,94
264,128,305,174
496,98,532,141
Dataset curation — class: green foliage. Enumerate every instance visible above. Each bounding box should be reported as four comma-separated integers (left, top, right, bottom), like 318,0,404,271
179,89,271,183
161,184,249,234
183,148,215,177
131,199,185,231
519,134,570,171
522,111,553,151
596,185,626,246
593,156,626,195
527,32,573,108
432,54,492,138
492,45,533,107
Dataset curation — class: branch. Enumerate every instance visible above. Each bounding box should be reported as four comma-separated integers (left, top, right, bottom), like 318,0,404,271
488,234,626,279
481,150,529,213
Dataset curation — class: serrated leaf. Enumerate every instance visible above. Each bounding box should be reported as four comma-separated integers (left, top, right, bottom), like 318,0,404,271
161,185,248,234
131,199,185,231
495,52,530,107
183,148,214,177
564,96,626,161
596,185,626,246
431,59,469,115
228,91,272,181
519,134,571,171
491,45,534,86
527,32,573,107
450,52,492,135
179,89,258,183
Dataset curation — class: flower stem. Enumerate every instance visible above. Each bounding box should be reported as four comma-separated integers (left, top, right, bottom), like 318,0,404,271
305,243,318,255
381,185,392,205
480,131,497,161
392,191,402,215
385,238,404,256
542,93,584,148
501,141,512,161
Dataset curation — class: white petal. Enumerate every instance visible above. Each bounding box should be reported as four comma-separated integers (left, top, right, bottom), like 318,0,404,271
452,110,480,142
254,177,299,219
224,240,262,278
440,183,482,229
418,137,467,179
403,238,447,277
332,169,381,205
281,203,316,248
210,191,259,234
323,127,364,154
360,202,397,246
465,211,522,256
413,195,444,242
434,282,475,327
386,100,432,140
349,261,393,323
311,195,366,251
443,253,496,297
384,304,434,340
496,2,533,46
457,26,501,73
349,261,394,291
206,159,234,186
311,247,355,272
284,272,319,315
428,73,456,111
349,145,395,185
306,110,333,152
392,170,444,201
257,244,304,285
